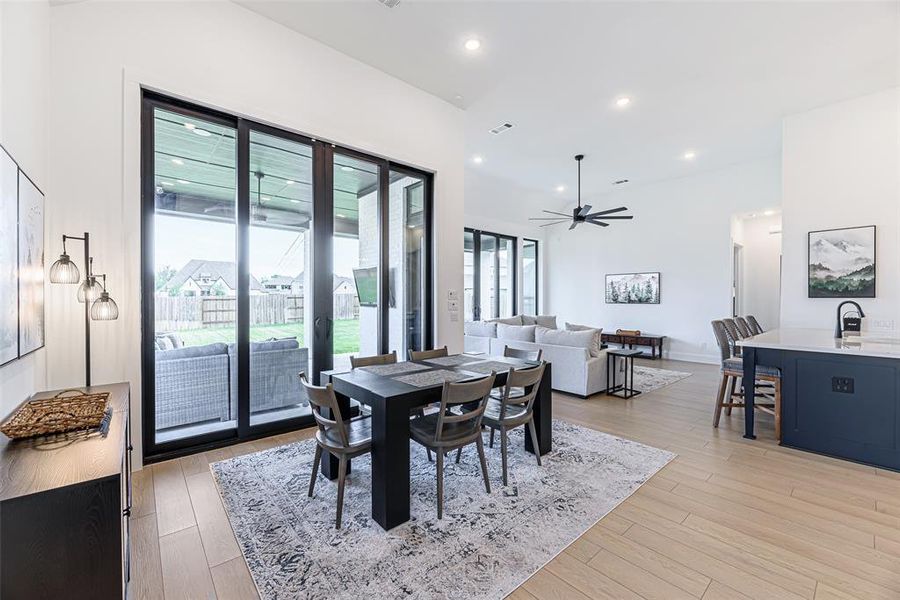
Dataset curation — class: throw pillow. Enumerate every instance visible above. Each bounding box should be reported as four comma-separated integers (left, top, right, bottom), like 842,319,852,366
565,322,604,357
535,326,594,352
464,321,497,338
496,323,536,342
535,315,557,329
487,315,523,326
156,335,174,351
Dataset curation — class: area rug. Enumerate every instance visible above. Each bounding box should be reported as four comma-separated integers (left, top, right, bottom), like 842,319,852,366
631,365,692,393
210,421,674,600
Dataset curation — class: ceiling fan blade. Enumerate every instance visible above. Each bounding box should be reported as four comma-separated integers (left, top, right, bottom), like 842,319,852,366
577,204,592,217
587,220,610,227
586,214,633,220
586,206,629,217
530,217,573,220
568,221,579,230
539,220,568,227
543,210,572,217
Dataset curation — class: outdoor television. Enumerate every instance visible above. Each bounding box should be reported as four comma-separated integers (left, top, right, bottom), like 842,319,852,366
352,267,396,308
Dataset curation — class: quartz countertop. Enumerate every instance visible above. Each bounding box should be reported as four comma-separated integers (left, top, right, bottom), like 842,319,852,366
737,328,900,359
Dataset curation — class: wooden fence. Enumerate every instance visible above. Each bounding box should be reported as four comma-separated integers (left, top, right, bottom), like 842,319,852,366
155,293,359,331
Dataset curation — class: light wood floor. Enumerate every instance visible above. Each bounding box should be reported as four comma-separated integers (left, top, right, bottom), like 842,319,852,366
131,359,900,600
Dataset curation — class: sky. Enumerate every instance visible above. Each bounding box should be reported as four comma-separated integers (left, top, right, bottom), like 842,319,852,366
154,214,361,280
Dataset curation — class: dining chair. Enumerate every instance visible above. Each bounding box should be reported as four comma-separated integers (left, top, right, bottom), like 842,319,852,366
746,315,764,335
459,363,546,486
710,321,781,440
734,317,754,338
409,373,495,519
300,373,372,529
490,345,543,401
408,346,449,361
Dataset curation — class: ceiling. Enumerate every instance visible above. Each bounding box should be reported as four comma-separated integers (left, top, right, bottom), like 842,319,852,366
237,1,899,205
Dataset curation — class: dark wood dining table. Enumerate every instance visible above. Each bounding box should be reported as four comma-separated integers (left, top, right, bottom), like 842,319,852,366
322,354,553,530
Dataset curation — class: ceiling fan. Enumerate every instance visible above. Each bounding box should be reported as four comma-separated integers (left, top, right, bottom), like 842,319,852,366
530,154,633,230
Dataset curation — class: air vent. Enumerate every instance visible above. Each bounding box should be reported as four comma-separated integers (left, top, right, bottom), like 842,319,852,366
613,179,629,185
489,123,514,135
377,0,401,7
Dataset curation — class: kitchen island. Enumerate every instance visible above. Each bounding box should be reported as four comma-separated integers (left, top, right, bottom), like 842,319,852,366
739,328,900,471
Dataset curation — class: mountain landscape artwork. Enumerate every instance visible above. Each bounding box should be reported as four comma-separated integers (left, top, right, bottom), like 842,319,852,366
808,226,875,298
606,272,660,304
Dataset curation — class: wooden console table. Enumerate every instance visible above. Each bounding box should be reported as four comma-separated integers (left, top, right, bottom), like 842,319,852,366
601,332,666,359
0,383,132,600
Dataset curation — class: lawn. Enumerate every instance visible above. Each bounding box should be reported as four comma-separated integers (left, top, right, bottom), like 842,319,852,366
176,320,361,355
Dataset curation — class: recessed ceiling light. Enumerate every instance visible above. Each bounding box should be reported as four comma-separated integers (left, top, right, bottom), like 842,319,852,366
286,180,295,185
615,97,631,108
555,185,566,192
171,158,184,165
464,38,481,51
337,213,347,219
683,151,696,160
763,209,776,216
193,128,211,137
184,123,196,131
472,155,484,164
290,199,300,204
341,166,354,172
176,179,190,184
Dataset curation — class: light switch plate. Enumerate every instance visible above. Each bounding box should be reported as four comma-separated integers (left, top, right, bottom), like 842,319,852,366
448,300,459,311
448,289,459,301
449,311,459,322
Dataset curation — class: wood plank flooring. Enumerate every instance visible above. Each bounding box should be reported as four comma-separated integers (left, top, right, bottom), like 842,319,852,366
131,359,900,599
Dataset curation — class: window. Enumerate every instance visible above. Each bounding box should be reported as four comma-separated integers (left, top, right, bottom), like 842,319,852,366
463,228,517,320
522,239,538,315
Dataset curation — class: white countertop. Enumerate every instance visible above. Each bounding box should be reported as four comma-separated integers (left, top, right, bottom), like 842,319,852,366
737,328,900,359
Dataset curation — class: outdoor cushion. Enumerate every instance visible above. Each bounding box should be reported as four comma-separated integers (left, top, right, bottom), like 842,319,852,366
723,357,780,378
522,315,558,329
535,326,594,351
565,322,603,358
464,321,497,338
496,323,537,342
156,342,228,361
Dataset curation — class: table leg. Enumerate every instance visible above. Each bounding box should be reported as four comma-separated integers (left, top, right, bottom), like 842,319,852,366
371,399,411,530
322,391,352,480
743,346,757,439
526,362,552,456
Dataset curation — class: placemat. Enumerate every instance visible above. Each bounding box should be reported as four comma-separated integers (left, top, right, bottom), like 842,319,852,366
394,369,472,388
423,355,483,367
460,360,517,375
359,362,431,377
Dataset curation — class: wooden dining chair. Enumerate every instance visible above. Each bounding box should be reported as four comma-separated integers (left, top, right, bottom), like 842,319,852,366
710,321,781,440
408,346,449,361
300,374,372,529
490,345,543,401
746,315,764,335
734,317,754,338
409,373,495,519
349,351,397,368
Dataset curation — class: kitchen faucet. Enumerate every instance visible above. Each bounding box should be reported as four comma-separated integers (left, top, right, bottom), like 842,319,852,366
835,300,865,338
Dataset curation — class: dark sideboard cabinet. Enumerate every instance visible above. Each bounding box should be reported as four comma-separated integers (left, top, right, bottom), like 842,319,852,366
0,383,132,599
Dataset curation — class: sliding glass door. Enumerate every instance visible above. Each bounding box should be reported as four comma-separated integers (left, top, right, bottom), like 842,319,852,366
142,91,433,461
464,228,517,321
522,239,538,315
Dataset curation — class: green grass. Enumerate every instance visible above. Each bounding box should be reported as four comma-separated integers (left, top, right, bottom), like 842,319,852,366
176,320,361,354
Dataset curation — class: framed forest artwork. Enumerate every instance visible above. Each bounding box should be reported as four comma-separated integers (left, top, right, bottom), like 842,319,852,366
808,225,875,298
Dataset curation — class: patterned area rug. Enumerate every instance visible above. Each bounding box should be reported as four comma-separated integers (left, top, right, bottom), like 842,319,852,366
211,421,674,600
631,365,692,393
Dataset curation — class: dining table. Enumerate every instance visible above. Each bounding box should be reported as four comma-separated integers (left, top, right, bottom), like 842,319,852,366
321,353,553,530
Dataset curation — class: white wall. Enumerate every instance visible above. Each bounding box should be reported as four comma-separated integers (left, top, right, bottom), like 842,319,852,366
732,213,782,330
781,88,900,332
0,1,49,417
544,157,781,363
48,1,465,463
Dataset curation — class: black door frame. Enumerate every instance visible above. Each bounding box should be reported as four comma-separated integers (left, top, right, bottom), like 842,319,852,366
464,228,517,321
141,90,434,463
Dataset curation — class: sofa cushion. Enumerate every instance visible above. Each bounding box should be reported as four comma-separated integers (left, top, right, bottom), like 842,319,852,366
156,342,228,361
565,322,604,358
488,315,523,326
523,315,557,329
464,321,497,338
535,326,594,351
497,323,536,342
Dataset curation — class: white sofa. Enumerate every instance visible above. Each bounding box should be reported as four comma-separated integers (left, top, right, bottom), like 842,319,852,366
463,317,609,397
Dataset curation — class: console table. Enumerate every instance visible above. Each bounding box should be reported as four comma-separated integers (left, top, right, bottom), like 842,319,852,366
601,332,666,359
0,383,132,600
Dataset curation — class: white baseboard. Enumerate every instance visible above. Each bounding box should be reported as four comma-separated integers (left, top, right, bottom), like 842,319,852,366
663,351,719,365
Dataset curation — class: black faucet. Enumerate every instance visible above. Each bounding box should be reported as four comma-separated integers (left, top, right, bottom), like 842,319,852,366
835,300,865,338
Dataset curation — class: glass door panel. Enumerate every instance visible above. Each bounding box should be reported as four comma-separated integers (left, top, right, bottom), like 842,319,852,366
522,239,538,315
479,233,497,320
247,130,314,426
332,153,380,371
498,237,515,318
151,107,238,445
463,230,475,321
388,170,426,357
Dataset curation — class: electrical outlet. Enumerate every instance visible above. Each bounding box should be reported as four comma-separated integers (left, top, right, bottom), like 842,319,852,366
832,376,854,394
871,319,896,331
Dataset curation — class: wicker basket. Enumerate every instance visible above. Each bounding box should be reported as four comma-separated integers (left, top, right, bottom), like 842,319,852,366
0,390,110,440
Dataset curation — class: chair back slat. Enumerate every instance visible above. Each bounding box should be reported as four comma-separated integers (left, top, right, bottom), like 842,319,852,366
710,320,732,365
409,346,449,361
721,318,743,356
500,363,546,417
350,351,397,368
434,373,495,442
299,374,349,447
746,315,764,335
503,345,543,362
734,317,753,338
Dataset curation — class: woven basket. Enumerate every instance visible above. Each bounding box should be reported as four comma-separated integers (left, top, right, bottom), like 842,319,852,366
1,390,110,440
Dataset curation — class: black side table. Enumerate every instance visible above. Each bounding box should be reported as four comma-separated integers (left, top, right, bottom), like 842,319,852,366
606,348,643,399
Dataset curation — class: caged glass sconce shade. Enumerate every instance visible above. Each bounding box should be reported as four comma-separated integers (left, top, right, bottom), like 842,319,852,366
90,291,119,321
77,276,103,303
49,253,81,284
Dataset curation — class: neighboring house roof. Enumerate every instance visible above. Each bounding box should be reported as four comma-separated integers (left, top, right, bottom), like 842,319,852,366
165,260,262,291
334,275,354,293
263,275,294,287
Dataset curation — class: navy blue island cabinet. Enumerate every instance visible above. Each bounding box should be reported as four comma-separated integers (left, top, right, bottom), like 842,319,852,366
740,329,900,472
